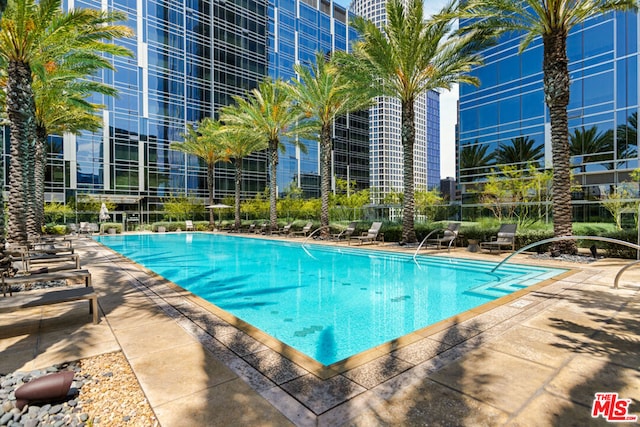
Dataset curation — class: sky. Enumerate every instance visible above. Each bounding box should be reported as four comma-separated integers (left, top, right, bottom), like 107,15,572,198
334,0,459,178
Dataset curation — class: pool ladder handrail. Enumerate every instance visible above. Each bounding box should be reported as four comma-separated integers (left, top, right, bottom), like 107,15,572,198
491,235,640,289
412,228,449,263
300,226,332,259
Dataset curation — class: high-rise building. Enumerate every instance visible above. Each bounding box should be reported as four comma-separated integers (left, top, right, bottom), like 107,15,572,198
349,0,440,203
26,0,368,221
47,0,270,221
267,0,370,198
458,11,638,221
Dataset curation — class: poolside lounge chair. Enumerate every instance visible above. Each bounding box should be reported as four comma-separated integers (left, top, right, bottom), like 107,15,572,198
332,221,357,241
349,222,383,245
255,222,269,234
290,222,313,237
240,222,256,233
422,223,460,252
185,220,194,231
480,224,517,253
274,223,293,236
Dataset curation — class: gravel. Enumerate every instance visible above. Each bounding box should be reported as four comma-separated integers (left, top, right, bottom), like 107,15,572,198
0,352,158,426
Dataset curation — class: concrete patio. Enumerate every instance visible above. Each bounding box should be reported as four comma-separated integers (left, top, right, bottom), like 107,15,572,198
0,235,638,426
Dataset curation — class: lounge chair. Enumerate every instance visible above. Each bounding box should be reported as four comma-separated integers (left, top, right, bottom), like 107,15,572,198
290,222,313,237
422,223,460,252
255,223,269,234
332,222,357,241
480,224,517,253
349,222,383,245
1,269,92,296
185,220,194,231
274,223,293,236
239,222,256,233
0,286,99,324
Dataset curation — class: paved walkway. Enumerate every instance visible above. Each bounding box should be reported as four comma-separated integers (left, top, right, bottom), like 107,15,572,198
1,235,639,426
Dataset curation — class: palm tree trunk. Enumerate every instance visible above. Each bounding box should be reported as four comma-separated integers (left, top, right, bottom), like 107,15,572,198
401,98,417,243
269,139,279,230
320,124,332,238
6,61,35,246
35,125,48,236
234,158,242,230
207,163,215,226
544,31,576,254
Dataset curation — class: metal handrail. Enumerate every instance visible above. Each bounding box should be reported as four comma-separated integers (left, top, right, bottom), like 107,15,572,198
302,225,331,246
412,229,444,262
490,235,640,289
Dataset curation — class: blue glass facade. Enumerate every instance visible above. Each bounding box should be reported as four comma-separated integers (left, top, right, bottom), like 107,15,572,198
39,0,269,219
14,0,369,218
458,11,639,220
268,0,369,197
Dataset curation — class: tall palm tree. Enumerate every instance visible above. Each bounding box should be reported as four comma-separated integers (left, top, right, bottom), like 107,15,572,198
336,0,484,243
32,58,120,233
459,0,637,253
0,0,132,244
288,52,374,237
218,124,267,229
171,118,230,226
496,136,544,169
220,79,309,230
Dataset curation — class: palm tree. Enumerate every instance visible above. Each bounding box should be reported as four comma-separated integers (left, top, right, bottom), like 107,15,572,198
32,58,121,233
460,142,495,178
616,112,638,161
171,118,230,226
570,126,614,172
459,0,637,253
336,0,484,243
288,52,373,237
496,136,544,169
220,78,309,230
0,0,132,244
218,125,267,230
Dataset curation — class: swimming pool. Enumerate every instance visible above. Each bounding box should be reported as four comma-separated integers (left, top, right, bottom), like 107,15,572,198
95,233,566,365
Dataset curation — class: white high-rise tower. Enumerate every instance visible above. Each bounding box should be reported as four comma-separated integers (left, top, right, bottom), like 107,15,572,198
350,0,440,203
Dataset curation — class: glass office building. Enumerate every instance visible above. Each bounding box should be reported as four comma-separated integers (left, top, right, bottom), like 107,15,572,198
350,0,441,203
458,11,638,221
268,0,370,198
38,0,270,220
8,0,367,221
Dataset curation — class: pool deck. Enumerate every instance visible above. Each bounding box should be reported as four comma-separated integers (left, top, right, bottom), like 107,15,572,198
1,232,639,426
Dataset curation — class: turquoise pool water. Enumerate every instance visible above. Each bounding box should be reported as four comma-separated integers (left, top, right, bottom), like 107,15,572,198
95,233,566,365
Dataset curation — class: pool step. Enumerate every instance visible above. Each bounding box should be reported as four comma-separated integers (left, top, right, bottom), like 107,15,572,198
465,281,528,299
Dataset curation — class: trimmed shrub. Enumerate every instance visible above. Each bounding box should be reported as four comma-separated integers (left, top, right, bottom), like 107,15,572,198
100,223,122,234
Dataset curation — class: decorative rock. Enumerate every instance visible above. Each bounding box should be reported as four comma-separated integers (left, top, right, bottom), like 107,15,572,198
0,412,13,425
49,404,63,414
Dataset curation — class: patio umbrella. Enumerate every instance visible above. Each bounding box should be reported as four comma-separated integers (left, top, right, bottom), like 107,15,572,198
99,203,110,222
206,203,231,228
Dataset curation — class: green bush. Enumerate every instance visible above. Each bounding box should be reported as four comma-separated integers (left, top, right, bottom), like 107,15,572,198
43,224,69,235
100,223,122,234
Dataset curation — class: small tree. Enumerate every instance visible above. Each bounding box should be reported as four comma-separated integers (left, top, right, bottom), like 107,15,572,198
163,196,203,222
415,188,444,222
44,202,74,224
601,186,635,230
76,196,116,221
